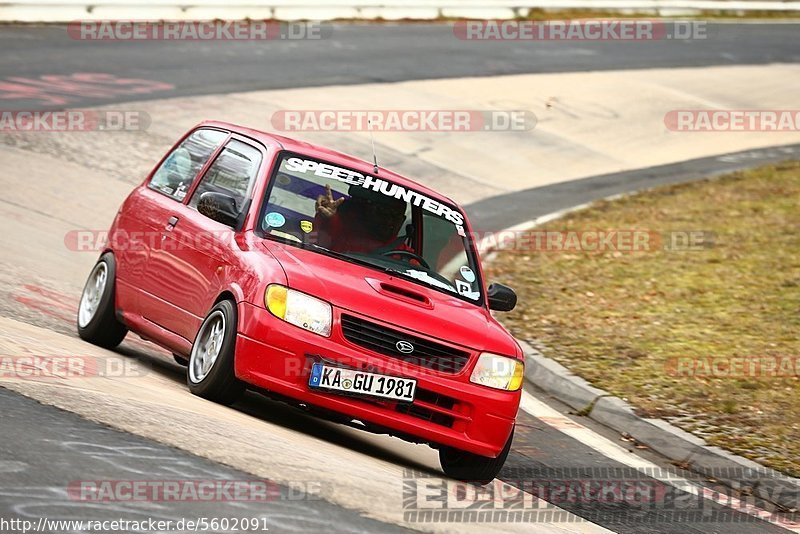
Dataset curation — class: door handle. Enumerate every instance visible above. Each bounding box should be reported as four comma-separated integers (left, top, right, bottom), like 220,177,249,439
165,216,179,231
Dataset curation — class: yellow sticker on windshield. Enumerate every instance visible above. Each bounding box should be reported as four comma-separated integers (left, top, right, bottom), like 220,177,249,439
300,220,313,233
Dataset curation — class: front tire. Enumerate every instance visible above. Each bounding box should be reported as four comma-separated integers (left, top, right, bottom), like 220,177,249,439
77,252,128,349
187,300,245,405
439,427,514,484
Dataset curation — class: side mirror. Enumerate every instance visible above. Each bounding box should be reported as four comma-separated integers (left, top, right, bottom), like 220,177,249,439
487,282,517,312
197,192,239,228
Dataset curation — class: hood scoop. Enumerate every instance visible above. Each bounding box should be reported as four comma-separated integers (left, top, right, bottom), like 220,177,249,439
365,278,433,309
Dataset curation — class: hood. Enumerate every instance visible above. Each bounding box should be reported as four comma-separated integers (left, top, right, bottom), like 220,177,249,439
261,241,519,356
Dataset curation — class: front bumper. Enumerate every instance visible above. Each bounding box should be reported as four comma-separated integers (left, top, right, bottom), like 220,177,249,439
234,301,519,458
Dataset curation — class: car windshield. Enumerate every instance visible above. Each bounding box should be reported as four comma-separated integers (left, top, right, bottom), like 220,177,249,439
259,153,483,305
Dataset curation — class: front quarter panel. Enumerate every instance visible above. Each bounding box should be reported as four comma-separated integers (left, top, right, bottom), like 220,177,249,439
225,233,288,310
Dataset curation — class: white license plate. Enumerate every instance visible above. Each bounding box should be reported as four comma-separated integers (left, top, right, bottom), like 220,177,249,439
308,363,416,402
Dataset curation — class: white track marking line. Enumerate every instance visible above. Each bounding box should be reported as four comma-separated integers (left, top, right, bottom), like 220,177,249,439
520,391,800,532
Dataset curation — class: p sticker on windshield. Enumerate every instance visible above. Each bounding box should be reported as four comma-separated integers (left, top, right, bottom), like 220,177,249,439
456,280,481,301
265,212,286,228
300,220,313,233
459,265,476,283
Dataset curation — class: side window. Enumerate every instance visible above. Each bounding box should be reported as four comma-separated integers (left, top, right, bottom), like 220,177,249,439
149,128,227,201
189,140,262,216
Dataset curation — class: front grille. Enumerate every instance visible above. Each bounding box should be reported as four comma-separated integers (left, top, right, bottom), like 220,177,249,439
340,314,470,373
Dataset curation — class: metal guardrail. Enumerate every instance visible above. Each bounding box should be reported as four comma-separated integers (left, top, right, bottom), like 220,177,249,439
1,0,799,22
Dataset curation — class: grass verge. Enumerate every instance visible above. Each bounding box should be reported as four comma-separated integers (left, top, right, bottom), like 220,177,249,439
485,161,800,477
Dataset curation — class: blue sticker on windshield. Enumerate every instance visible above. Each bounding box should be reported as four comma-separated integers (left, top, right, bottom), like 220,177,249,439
265,212,286,228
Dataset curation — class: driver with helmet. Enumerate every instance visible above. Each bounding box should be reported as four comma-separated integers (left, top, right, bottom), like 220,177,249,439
314,184,415,258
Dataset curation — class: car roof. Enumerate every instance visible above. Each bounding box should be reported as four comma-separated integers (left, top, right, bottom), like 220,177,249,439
197,120,457,206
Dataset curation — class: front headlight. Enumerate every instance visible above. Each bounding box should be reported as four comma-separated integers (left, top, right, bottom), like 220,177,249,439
470,353,524,391
265,284,332,337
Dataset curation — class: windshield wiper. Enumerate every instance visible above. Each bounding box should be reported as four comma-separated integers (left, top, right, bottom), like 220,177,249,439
384,267,458,294
303,244,456,294
268,235,469,299
300,242,384,271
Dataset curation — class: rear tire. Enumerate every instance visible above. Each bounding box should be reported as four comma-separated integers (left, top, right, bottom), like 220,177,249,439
439,427,514,484
187,300,245,405
77,252,128,349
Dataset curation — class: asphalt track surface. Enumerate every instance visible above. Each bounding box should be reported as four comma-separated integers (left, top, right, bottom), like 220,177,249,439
467,143,800,231
0,388,411,534
1,22,799,533
0,23,799,111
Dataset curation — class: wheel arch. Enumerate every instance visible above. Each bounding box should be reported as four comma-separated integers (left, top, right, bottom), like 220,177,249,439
213,284,243,307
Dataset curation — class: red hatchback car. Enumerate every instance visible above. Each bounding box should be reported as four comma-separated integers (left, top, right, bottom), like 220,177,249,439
77,121,523,482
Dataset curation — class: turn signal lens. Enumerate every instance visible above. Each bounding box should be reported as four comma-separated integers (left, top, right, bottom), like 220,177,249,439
266,284,288,319
265,284,332,337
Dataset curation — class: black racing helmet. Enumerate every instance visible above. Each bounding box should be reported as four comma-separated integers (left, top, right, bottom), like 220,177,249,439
347,184,406,218
346,184,407,240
